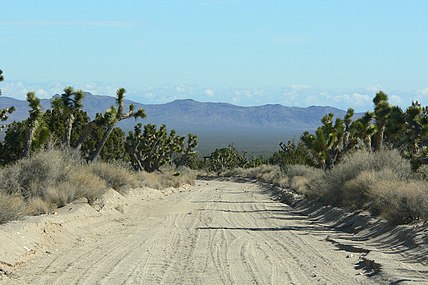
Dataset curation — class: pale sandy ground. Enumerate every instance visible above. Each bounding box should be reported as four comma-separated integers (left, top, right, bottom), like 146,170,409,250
0,179,426,284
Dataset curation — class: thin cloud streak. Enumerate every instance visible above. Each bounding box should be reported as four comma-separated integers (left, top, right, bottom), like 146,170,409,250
0,20,143,28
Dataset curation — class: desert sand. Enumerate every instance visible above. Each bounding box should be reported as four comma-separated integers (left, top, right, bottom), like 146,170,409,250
0,179,426,284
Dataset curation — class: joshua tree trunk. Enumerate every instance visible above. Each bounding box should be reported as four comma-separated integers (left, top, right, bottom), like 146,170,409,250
65,113,74,148
90,124,115,162
23,122,38,157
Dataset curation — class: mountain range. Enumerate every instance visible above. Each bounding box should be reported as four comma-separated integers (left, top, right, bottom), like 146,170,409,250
0,93,349,155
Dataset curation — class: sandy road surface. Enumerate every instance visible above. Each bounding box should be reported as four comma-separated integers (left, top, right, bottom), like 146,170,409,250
1,180,427,284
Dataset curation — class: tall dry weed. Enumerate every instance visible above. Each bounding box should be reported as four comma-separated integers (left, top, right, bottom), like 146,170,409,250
89,162,138,194
0,193,26,223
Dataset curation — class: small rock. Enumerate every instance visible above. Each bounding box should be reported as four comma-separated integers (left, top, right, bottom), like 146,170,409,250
346,254,354,258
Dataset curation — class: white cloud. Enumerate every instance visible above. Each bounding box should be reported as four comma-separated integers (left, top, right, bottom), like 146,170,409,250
417,87,428,97
176,85,186,93
204,88,215,97
390,95,402,105
290,84,312,90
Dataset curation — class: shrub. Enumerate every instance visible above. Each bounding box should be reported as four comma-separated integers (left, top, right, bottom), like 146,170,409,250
70,167,108,205
89,162,138,194
45,181,77,207
0,193,25,224
26,197,55,215
285,164,325,198
0,148,80,199
321,149,412,205
135,166,196,189
366,174,428,224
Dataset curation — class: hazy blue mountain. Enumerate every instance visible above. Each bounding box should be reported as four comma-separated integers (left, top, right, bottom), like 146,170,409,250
0,93,350,155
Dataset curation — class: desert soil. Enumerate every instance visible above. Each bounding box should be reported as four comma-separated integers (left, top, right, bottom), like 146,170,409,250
0,179,426,284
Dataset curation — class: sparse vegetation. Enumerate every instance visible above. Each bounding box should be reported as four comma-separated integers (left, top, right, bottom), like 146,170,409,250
0,148,196,224
0,68,427,227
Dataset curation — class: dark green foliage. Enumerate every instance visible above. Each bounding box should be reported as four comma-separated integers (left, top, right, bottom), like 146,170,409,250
126,123,187,172
174,133,199,169
51,87,85,147
350,111,375,151
44,108,90,147
0,69,15,122
81,125,126,162
23,92,44,157
372,91,391,151
90,88,145,162
0,121,27,164
208,145,246,172
301,113,346,169
270,140,312,170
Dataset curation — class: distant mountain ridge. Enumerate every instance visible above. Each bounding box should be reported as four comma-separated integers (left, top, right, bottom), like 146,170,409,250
0,93,351,155
0,93,348,131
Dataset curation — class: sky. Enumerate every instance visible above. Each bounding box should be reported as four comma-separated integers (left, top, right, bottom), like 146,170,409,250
1,0,428,111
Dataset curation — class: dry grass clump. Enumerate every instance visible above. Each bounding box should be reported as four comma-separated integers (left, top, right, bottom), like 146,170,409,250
89,162,138,194
368,177,428,224
135,166,196,189
221,165,288,187
0,148,110,223
284,164,325,198
70,166,108,205
0,149,78,199
284,150,428,224
319,149,412,206
26,197,56,215
0,193,26,224
45,181,77,208
340,168,428,224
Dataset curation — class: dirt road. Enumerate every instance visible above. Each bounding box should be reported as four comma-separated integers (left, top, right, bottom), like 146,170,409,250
1,180,427,284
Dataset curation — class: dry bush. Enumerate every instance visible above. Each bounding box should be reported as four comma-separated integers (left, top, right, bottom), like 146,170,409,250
285,164,325,198
341,170,377,209
26,197,55,216
289,176,307,194
367,177,428,224
321,149,412,205
221,165,288,187
70,167,108,205
0,193,26,224
135,166,196,189
0,149,79,199
89,162,138,194
45,182,77,208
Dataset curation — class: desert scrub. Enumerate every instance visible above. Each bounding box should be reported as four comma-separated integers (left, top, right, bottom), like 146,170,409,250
319,149,412,206
0,148,109,222
0,193,26,224
89,161,138,194
0,148,80,199
221,165,288,187
135,166,196,189
284,164,324,198
286,150,428,224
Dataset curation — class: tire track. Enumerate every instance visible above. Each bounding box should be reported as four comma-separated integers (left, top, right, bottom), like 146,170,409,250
8,180,385,285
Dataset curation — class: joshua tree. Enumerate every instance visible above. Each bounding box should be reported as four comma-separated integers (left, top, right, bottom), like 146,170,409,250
0,69,16,123
23,92,43,157
342,108,354,151
51,86,85,147
301,113,345,169
90,88,145,162
372,91,391,151
351,111,375,151
126,123,185,172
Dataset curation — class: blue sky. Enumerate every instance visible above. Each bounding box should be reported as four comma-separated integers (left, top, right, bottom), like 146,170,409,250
1,1,428,111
